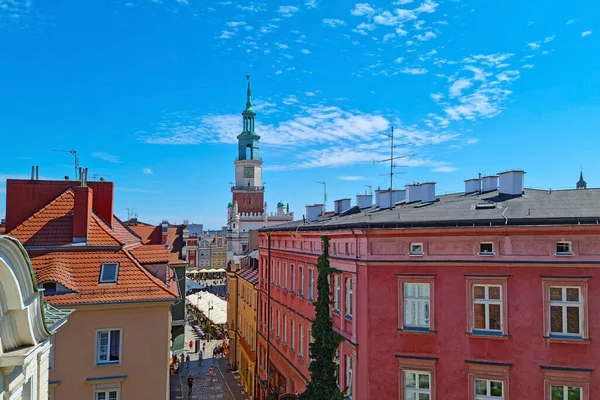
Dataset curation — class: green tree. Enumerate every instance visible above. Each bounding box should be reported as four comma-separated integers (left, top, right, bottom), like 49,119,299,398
299,236,344,400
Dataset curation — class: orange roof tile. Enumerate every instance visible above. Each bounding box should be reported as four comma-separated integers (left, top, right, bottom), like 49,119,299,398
128,224,162,244
129,244,170,264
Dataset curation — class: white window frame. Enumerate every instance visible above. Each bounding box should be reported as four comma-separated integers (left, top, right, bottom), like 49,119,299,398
345,278,353,318
299,324,304,357
404,370,431,400
277,262,281,286
95,390,119,400
556,241,573,256
283,263,288,290
334,349,340,388
299,267,305,296
474,378,504,399
96,328,123,365
472,285,502,332
283,314,287,344
99,263,119,284
334,275,340,312
291,319,295,350
550,385,583,400
277,310,281,338
308,269,315,301
290,265,295,293
403,283,430,329
549,286,583,337
479,242,494,256
409,243,424,256
345,356,353,398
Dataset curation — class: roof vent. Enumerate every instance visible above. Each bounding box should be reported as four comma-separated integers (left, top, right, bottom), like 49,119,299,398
481,175,498,192
465,178,479,194
498,170,525,195
356,194,373,209
334,199,352,215
306,204,324,222
475,203,496,210
419,182,436,203
405,184,421,203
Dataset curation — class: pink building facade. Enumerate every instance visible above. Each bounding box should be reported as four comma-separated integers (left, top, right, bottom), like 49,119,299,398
257,172,599,399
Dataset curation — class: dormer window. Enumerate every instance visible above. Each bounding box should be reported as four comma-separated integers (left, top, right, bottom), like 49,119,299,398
100,263,119,284
43,282,57,295
479,242,494,255
410,243,424,256
556,242,573,256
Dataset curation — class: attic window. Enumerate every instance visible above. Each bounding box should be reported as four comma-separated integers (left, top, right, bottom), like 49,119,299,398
479,242,494,255
556,242,573,256
100,263,119,284
43,282,57,295
409,243,424,256
475,203,496,210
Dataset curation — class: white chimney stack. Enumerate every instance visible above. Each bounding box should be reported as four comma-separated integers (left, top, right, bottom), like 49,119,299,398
392,190,406,204
306,204,324,222
405,184,421,203
481,175,499,192
356,194,373,209
420,182,436,203
498,170,525,195
334,198,352,214
377,190,393,208
465,178,479,194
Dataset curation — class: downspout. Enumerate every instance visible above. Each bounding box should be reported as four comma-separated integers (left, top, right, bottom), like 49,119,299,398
266,233,272,397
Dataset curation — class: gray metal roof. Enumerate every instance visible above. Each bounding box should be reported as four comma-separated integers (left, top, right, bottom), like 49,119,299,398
260,188,600,232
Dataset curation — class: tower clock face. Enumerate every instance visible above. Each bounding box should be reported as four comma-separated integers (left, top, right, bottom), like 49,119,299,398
244,167,254,178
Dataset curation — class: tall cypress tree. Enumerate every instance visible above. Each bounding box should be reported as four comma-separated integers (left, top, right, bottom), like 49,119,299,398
299,236,344,400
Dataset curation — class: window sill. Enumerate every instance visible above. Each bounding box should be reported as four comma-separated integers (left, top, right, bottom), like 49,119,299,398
299,294,304,299
344,315,353,321
555,252,574,256
478,252,495,256
96,361,121,367
332,309,340,315
467,331,511,340
409,253,424,257
282,288,288,292
290,290,295,295
289,348,295,354
398,328,436,335
298,355,304,361
543,336,590,344
308,298,314,303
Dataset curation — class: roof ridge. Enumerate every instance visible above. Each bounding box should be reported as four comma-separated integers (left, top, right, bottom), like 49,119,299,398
114,215,144,241
90,214,122,246
121,247,179,299
8,189,75,235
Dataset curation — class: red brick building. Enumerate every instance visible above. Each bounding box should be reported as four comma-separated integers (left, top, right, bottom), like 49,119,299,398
257,171,599,400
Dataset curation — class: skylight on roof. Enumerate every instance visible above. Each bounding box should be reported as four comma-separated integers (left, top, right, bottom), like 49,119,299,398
99,263,119,284
475,203,496,210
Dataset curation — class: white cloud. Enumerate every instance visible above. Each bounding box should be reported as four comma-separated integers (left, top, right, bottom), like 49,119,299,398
277,5,299,17
415,31,436,41
353,22,376,35
305,0,318,8
142,168,153,175
226,21,246,28
282,95,299,105
373,11,397,26
566,19,575,25
414,0,438,13
582,30,592,37
432,166,457,172
401,67,428,75
522,64,534,69
237,2,266,12
275,42,289,49
527,42,540,50
351,3,376,16
395,57,405,63
305,92,316,96
300,48,311,54
323,18,346,27
393,0,413,4
449,78,472,98
338,175,370,181
544,35,555,43
218,30,236,39
430,93,443,102
92,152,122,163
275,70,283,75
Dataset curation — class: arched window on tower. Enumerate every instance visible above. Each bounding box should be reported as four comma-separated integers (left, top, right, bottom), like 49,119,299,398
246,144,253,160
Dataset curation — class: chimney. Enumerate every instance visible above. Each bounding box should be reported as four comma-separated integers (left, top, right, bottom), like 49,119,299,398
305,204,323,222
73,186,93,244
377,190,393,209
31,166,35,180
464,178,479,194
419,182,436,203
481,175,499,192
161,220,169,244
35,166,39,180
356,194,373,209
405,184,421,203
392,190,405,204
498,170,525,195
334,199,351,215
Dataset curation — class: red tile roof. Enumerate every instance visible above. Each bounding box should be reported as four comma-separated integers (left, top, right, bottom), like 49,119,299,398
237,267,258,285
128,224,162,245
7,188,179,306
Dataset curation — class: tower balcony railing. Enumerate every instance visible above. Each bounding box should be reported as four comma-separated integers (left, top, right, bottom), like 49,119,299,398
231,185,265,191
235,157,263,162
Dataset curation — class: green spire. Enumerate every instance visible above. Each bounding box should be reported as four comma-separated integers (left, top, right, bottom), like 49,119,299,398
243,75,255,115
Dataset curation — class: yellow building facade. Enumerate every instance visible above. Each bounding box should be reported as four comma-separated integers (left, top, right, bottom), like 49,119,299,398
211,234,228,269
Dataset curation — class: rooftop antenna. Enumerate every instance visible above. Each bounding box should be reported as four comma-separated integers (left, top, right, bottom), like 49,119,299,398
52,149,79,180
316,181,327,209
364,185,373,195
373,125,410,190
122,208,132,222
92,173,111,181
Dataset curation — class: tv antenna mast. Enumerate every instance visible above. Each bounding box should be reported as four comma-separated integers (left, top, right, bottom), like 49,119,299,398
364,185,373,195
92,173,110,181
52,149,79,179
373,126,409,190
315,181,327,209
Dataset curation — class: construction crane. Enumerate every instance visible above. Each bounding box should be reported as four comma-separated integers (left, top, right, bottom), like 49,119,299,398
52,149,79,179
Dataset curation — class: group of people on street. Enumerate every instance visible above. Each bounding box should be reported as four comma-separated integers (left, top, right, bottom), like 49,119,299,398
187,364,216,397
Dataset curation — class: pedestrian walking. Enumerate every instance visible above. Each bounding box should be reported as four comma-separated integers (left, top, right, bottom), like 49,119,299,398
209,365,215,378
198,350,203,366
180,353,185,365
186,354,190,368
187,375,194,396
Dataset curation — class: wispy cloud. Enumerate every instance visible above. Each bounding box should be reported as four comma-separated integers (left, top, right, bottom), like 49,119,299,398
566,19,575,25
401,67,428,75
350,3,376,16
338,175,371,181
323,18,346,27
544,35,556,43
581,30,592,37
142,168,153,175
449,78,472,98
92,152,122,163
300,48,311,54
527,41,540,50
305,0,318,8
1,0,34,30
432,165,457,172
277,5,299,17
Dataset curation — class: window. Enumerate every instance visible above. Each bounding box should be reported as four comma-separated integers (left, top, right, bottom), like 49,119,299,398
43,281,57,295
299,267,305,296
398,355,437,400
298,324,304,357
404,283,430,329
345,242,350,255
291,319,295,350
283,314,288,344
345,356,353,399
308,269,315,301
556,241,573,255
277,310,281,338
474,379,503,399
334,349,340,388
466,276,509,336
99,263,119,284
345,278,353,318
277,262,281,286
333,276,341,312
97,329,121,364
479,242,494,255
410,243,423,256
283,263,288,290
542,277,589,340
95,391,118,400
404,371,431,400
543,366,590,400
310,242,313,252
290,265,295,293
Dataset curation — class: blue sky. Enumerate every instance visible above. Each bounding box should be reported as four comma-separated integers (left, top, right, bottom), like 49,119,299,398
0,0,598,228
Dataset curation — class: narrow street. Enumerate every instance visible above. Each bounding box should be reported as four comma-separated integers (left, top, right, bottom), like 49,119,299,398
169,324,252,400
